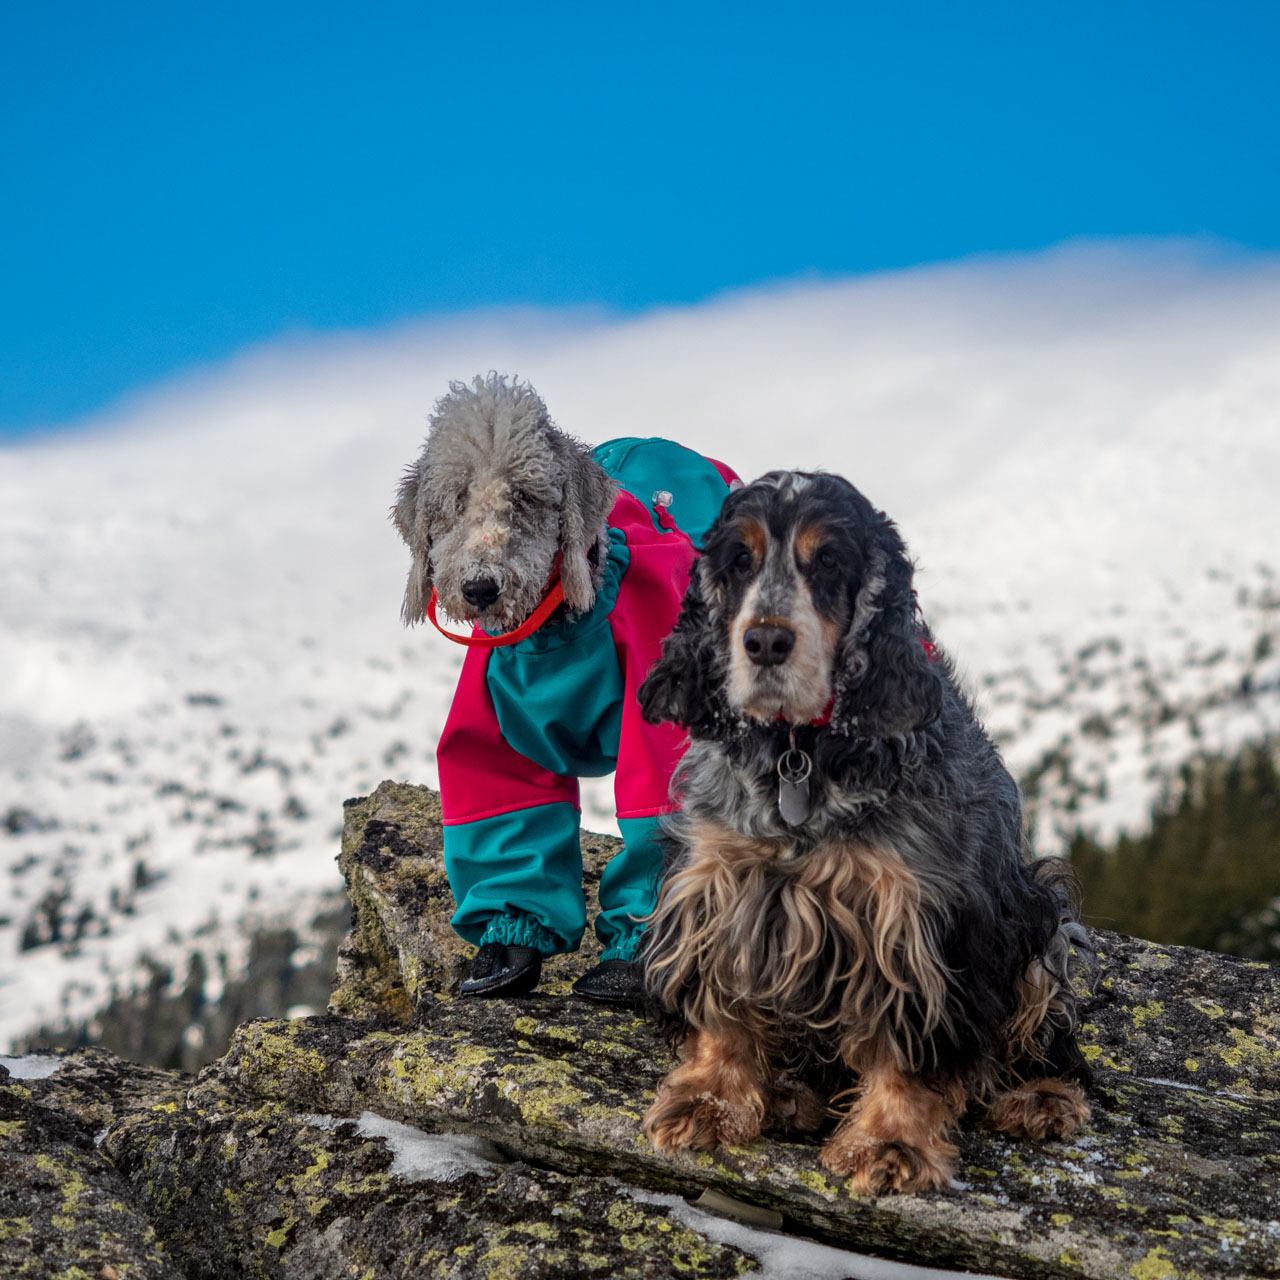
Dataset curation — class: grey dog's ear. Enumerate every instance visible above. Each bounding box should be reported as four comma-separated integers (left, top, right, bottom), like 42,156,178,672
557,442,615,612
391,457,432,626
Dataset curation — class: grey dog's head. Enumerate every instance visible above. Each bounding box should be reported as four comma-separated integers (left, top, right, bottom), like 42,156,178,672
392,373,615,632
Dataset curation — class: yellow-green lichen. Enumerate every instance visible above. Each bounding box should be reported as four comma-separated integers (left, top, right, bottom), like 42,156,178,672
514,1220,558,1241
1190,998,1225,1019
290,1144,331,1193
476,1242,530,1280
265,1214,298,1249
1129,1244,1179,1279
796,1168,838,1197
383,1041,496,1104
33,1153,90,1217
1080,1044,1131,1071
497,1054,589,1128
240,1022,329,1083
511,1015,579,1045
1213,1025,1280,1075
607,1202,648,1232
1131,999,1165,1029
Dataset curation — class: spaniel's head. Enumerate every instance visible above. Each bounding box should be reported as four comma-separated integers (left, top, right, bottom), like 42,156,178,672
640,471,942,739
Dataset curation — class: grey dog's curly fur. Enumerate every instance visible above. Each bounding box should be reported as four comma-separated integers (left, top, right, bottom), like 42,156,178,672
392,373,616,632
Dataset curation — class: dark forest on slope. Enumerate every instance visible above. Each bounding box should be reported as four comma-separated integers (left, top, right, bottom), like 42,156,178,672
1069,740,1280,961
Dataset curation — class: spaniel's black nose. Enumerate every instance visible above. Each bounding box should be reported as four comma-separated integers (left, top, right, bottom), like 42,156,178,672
461,576,501,608
743,624,795,666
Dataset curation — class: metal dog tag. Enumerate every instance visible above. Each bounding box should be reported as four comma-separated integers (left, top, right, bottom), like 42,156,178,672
777,746,812,827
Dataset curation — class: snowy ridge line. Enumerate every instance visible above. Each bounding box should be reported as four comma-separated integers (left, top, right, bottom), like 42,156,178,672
3,242,1279,1049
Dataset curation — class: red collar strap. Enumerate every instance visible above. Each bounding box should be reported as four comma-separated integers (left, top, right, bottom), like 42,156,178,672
426,556,566,649
777,698,834,729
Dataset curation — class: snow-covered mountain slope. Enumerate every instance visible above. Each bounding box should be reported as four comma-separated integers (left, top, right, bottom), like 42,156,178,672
3,240,1279,1048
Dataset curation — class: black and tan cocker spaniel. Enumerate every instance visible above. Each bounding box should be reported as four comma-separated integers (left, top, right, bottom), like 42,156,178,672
637,470,1093,1195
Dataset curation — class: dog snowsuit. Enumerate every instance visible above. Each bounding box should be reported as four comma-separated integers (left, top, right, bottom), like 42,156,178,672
438,438,738,962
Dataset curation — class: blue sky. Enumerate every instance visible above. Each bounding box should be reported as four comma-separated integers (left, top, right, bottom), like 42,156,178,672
2,1,1278,436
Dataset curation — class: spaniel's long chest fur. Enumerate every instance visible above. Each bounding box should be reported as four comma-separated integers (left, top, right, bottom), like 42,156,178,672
646,819,951,1071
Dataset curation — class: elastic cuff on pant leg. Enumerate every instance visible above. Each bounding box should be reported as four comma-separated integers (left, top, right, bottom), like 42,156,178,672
480,913,560,956
601,929,644,964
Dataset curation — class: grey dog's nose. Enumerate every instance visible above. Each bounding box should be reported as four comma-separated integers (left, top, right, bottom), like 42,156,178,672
461,577,501,608
743,624,795,666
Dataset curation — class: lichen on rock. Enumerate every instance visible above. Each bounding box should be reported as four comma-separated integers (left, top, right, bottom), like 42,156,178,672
106,1094,753,1279
330,782,622,1022
315,781,1280,1279
9,781,1280,1279
0,1056,183,1279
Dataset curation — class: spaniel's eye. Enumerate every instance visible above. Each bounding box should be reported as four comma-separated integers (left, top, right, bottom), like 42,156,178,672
816,547,838,571
732,547,754,573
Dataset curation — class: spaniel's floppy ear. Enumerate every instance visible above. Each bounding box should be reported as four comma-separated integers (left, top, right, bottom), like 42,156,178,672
557,441,616,613
639,560,731,736
833,519,942,738
391,457,432,626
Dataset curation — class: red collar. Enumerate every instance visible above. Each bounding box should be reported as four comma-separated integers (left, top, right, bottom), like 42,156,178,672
777,699,834,729
426,556,565,649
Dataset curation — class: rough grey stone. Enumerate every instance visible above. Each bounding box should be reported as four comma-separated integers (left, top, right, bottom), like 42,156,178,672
318,781,1280,1279
0,1059,183,1279
9,780,1280,1279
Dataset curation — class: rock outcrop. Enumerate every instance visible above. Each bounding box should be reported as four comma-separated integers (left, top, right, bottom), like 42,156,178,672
4,779,1279,1278
0,1050,186,1279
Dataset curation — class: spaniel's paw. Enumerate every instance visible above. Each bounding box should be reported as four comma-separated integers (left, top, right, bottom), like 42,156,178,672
988,1078,1089,1141
820,1132,954,1195
643,1085,763,1153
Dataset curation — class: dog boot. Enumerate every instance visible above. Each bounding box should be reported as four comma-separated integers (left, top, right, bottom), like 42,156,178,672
459,943,542,998
571,959,644,1006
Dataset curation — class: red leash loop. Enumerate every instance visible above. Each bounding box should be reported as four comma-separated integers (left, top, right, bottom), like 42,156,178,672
426,558,567,649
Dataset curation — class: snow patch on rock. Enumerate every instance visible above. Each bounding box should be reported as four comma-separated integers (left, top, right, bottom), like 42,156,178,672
301,1111,505,1182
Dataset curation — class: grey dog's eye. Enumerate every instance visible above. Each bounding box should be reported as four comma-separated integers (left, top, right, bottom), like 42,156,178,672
732,547,753,572
816,548,838,570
